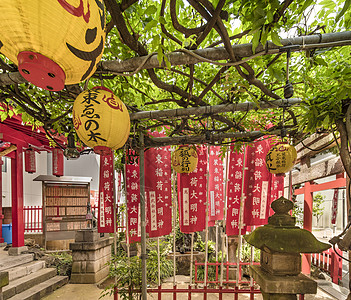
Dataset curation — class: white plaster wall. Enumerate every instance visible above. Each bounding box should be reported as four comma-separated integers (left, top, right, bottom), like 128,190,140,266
2,157,11,207
47,152,100,191
294,174,347,231
2,151,100,208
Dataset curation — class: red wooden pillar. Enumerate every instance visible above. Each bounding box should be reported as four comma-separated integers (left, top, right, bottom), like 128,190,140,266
302,181,313,274
11,146,25,248
0,158,4,243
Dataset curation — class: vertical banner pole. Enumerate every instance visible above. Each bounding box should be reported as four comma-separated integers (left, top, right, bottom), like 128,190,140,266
190,232,194,285
112,155,118,289
215,223,218,262
204,146,210,287
236,145,247,286
250,226,255,287
139,133,147,300
172,170,177,286
157,237,161,287
123,162,131,258
221,148,230,286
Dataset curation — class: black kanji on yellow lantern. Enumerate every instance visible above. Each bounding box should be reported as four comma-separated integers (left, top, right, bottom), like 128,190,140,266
0,0,106,91
73,87,130,155
172,146,198,173
265,143,297,174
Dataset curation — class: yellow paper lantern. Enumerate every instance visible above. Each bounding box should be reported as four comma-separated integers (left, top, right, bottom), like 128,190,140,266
0,0,105,91
265,143,297,174
73,87,130,154
172,146,198,173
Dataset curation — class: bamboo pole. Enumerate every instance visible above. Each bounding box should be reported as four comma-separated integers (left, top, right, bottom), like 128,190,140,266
236,145,247,286
172,170,177,286
204,146,210,286
112,160,118,290
130,98,301,121
190,232,194,286
139,133,147,300
143,129,282,148
157,237,161,287
99,31,351,73
220,148,230,286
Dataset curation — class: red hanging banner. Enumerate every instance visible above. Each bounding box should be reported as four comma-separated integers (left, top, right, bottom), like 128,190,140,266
145,145,172,237
125,151,141,243
243,139,272,226
331,189,339,225
52,148,64,177
25,148,36,173
226,146,247,236
178,145,207,233
98,151,115,233
208,146,224,224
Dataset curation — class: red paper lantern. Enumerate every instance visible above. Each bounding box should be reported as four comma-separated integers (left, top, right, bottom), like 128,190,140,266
24,148,36,173
52,148,64,177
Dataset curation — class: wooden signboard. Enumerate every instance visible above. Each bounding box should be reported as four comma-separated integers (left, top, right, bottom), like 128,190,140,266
34,175,91,249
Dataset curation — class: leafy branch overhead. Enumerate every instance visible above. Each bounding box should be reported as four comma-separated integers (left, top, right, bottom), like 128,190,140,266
0,0,350,148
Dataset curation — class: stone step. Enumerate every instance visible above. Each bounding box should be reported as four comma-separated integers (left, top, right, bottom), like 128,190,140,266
0,254,34,272
316,279,349,300
6,276,68,300
3,268,56,300
8,260,46,281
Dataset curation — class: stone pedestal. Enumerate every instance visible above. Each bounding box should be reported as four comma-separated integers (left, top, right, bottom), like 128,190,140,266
250,265,317,300
168,251,205,275
70,229,113,284
8,246,28,256
0,272,9,300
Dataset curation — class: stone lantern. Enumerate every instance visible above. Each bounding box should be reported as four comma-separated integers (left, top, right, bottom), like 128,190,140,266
245,197,330,300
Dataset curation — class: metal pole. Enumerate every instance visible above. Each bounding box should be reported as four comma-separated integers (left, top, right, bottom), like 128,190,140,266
236,145,247,286
139,133,147,300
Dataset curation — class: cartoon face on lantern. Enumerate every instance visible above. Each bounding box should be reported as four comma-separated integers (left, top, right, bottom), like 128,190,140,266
73,87,130,153
172,146,198,173
0,0,105,91
265,144,297,174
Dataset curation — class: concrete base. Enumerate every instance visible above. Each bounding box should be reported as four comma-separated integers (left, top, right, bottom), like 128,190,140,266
250,265,317,296
69,229,113,284
8,246,28,256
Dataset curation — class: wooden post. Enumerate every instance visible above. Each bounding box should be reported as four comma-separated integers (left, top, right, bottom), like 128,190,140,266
11,146,25,248
302,181,313,275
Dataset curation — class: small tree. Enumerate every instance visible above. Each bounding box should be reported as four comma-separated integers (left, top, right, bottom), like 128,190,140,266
292,192,325,228
313,193,325,228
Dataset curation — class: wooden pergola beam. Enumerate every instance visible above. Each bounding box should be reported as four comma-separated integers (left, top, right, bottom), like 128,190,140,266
144,129,281,148
130,98,302,121
0,31,350,85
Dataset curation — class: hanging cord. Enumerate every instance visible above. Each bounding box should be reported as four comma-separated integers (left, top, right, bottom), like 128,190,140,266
283,48,294,99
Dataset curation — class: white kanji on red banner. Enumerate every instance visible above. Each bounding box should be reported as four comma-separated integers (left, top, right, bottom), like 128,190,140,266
243,139,272,226
98,151,115,233
178,145,207,233
145,144,172,238
226,145,247,236
208,146,224,226
126,150,141,243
